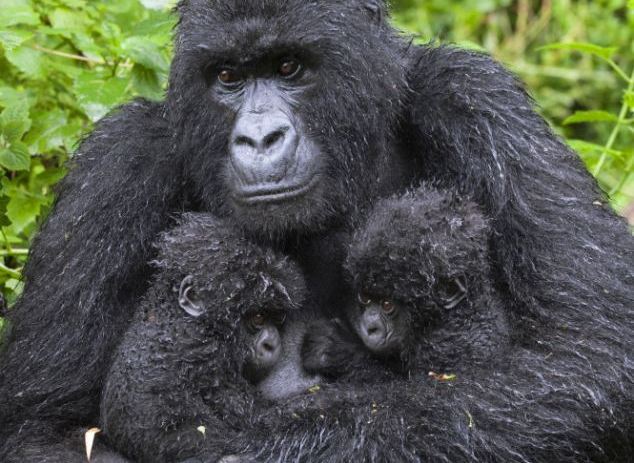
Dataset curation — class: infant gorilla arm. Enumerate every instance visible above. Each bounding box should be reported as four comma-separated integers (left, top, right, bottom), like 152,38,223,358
304,184,509,378
100,214,318,463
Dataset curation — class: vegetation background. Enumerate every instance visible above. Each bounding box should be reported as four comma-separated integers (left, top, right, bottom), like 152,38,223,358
0,0,632,320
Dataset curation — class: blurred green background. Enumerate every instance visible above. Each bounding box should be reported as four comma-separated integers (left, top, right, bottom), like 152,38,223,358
0,0,633,309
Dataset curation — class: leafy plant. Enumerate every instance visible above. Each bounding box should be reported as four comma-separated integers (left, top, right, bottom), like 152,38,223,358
540,42,634,212
0,0,176,306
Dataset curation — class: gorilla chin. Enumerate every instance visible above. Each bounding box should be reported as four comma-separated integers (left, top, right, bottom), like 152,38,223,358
228,175,335,239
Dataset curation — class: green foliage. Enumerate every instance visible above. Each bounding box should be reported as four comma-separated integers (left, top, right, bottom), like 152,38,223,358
391,0,634,216
0,0,632,307
0,0,175,304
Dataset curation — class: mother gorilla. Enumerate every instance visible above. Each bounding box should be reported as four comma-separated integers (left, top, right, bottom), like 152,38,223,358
0,0,632,461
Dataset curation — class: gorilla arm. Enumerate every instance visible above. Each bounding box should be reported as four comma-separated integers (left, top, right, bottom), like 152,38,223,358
258,309,632,463
100,293,237,463
406,45,633,319
0,99,181,447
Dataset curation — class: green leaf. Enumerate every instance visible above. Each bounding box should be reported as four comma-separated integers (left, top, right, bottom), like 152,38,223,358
49,8,88,32
23,109,68,153
0,144,31,171
140,0,178,10
73,72,130,121
131,63,165,100
34,167,67,189
121,37,169,73
540,42,618,61
4,46,44,78
0,29,33,51
133,14,177,40
1,101,31,143
5,190,42,231
0,2,40,28
568,139,623,159
0,87,29,110
563,110,619,125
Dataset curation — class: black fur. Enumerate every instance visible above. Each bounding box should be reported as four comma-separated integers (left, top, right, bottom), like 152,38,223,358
1,0,632,461
100,214,311,463
304,184,510,378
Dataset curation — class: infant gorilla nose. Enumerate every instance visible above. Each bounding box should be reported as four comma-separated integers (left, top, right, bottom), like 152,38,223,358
254,318,321,401
252,326,282,368
360,309,388,351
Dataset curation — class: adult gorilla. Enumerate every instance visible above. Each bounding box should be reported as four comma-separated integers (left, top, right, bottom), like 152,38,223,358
0,0,632,461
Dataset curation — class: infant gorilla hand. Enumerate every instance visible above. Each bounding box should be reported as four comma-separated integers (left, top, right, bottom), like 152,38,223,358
302,318,358,376
302,318,394,382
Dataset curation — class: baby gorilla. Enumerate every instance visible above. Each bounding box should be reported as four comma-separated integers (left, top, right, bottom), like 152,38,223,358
304,184,510,379
100,214,318,463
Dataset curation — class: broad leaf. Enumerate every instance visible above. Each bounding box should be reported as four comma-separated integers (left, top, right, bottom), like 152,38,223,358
4,47,44,78
563,110,619,125
540,42,618,61
1,101,32,143
122,37,169,73
73,72,130,121
0,30,33,51
0,145,31,171
0,2,40,28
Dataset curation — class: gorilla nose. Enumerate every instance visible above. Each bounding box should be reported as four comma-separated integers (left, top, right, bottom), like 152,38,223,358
234,126,290,154
255,328,282,366
230,111,300,183
363,319,386,347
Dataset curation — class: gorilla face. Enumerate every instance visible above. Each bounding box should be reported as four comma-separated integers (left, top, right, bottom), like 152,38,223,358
169,0,407,237
352,291,409,356
242,310,320,401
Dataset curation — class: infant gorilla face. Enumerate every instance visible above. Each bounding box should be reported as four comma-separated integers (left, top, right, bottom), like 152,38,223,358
353,290,408,356
178,236,319,400
351,278,469,358
241,310,320,400
243,310,286,382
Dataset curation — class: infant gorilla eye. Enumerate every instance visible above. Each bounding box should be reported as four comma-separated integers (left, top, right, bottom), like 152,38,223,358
248,312,266,331
278,58,301,78
381,300,396,315
218,68,242,86
358,291,372,306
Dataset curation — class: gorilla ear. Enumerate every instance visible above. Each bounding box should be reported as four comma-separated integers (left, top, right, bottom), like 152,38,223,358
178,275,205,318
362,0,387,24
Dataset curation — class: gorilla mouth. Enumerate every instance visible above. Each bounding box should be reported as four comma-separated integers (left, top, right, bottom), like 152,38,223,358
233,176,318,205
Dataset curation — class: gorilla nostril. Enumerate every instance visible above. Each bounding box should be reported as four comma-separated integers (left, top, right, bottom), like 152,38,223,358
262,341,275,353
367,325,380,337
263,128,287,149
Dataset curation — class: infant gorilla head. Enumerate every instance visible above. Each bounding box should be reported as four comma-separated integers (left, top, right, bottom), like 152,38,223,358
165,215,318,399
304,184,510,378
100,214,319,462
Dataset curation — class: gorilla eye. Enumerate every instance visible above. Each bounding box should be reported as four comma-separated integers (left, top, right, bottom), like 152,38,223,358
218,68,241,86
278,59,301,79
248,312,266,331
381,300,396,315
358,292,372,306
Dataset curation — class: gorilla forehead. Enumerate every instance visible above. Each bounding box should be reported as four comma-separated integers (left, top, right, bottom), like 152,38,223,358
176,0,390,58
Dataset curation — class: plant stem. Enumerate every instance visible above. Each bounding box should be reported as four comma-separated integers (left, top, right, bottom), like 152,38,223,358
32,45,105,65
593,67,634,177
0,263,21,279
0,249,28,257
